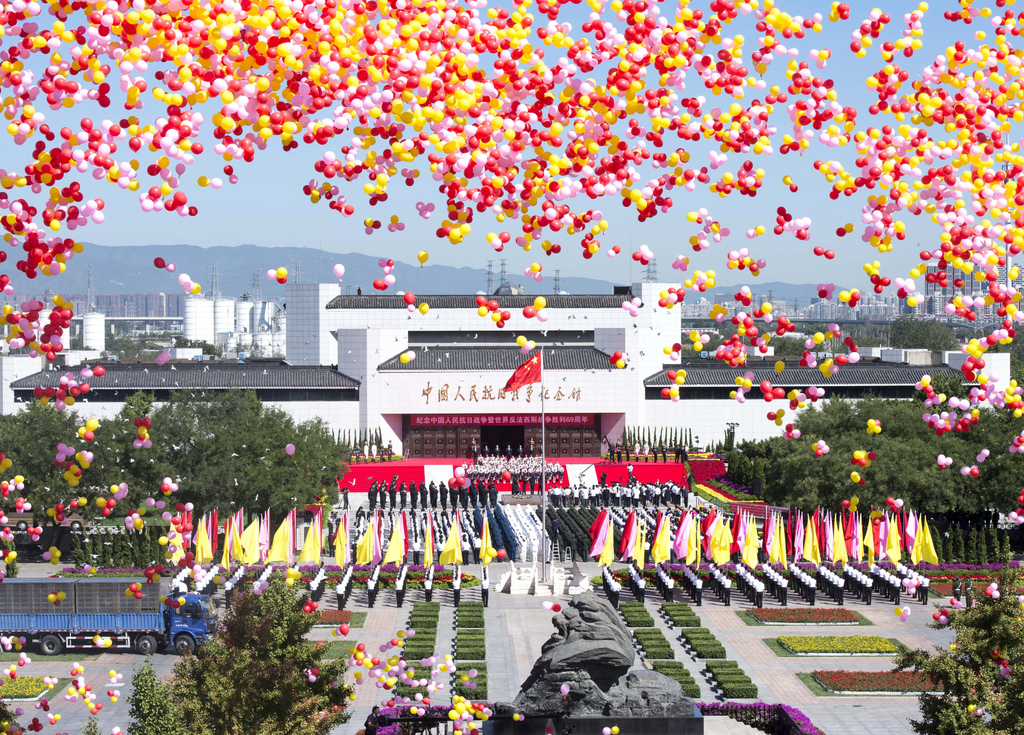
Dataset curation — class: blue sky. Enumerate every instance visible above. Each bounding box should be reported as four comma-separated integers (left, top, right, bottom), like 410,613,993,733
0,0,1011,292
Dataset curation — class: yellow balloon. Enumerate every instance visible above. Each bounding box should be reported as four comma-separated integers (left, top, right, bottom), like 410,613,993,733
418,303,429,315
417,251,429,266
774,361,784,374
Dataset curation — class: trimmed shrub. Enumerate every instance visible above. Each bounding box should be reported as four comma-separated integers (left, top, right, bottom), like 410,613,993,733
619,602,655,628
651,661,701,698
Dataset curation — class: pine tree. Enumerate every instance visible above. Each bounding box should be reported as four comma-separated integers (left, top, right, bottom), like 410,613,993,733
1001,529,1012,562
979,530,989,564
896,565,1024,735
988,528,1000,563
99,533,114,568
127,658,183,735
70,531,86,567
966,528,979,565
952,526,965,563
172,579,353,735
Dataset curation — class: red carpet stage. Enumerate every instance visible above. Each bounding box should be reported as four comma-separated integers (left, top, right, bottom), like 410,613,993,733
340,458,688,493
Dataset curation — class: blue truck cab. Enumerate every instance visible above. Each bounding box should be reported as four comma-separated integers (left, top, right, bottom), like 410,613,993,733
0,578,217,655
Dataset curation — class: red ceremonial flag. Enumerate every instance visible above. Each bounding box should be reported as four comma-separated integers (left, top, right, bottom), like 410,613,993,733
210,509,219,553
503,353,542,393
730,510,743,553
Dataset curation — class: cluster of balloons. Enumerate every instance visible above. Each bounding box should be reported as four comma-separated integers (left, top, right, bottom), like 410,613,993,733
522,296,550,322
659,370,687,402
133,418,153,449
893,606,912,623
373,259,398,291
608,351,627,369
727,248,766,276
621,297,643,318
849,450,876,485
523,263,543,283
516,336,537,355
398,351,417,364
936,454,954,469
5,298,73,361
813,440,830,457
267,267,288,285
865,419,882,435
77,418,100,442
476,296,512,329
656,287,685,309
401,292,429,315
175,272,203,295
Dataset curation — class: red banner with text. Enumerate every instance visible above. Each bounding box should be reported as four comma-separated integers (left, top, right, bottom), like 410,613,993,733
411,414,593,427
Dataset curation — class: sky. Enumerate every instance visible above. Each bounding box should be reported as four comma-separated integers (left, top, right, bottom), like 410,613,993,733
0,0,1016,293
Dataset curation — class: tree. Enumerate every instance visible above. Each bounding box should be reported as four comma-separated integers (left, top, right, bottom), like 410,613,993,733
895,565,1024,734
83,718,100,735
173,337,221,357
887,318,958,352
128,657,183,735
172,579,352,735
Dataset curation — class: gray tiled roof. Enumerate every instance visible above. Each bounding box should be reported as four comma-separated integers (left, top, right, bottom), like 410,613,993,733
11,362,360,390
643,364,966,388
378,347,615,372
327,294,628,310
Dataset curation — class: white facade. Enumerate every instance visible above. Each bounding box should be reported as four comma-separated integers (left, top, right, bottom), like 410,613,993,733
213,299,236,336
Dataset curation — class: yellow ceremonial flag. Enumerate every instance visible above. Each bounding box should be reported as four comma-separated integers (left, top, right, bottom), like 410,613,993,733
193,517,213,564
832,517,848,566
334,514,349,567
633,518,647,565
802,516,821,566
862,516,875,565
481,513,493,567
741,517,759,568
220,519,243,569
383,515,407,565
651,515,671,565
424,515,435,569
919,516,940,565
439,514,463,566
598,518,615,566
239,518,261,565
355,518,375,565
297,514,322,563
266,517,293,564
771,515,789,570
710,518,732,565
885,513,902,565
686,517,699,566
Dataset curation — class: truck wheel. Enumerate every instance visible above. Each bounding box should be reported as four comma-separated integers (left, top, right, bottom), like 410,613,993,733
39,635,63,656
135,635,158,655
174,635,195,655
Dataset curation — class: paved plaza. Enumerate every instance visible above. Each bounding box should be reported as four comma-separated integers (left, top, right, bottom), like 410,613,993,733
6,561,952,734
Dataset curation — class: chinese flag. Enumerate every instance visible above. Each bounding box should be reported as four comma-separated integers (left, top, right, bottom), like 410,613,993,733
503,353,542,392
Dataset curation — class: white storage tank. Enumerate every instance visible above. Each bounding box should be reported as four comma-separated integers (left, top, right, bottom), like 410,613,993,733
82,313,105,351
235,300,253,333
183,298,215,344
213,299,235,335
254,300,277,332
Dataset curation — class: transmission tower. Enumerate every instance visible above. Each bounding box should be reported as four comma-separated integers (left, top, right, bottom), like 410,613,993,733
644,259,658,283
209,263,221,300
498,259,507,286
251,270,263,306
292,260,303,285
553,270,561,294
486,261,494,293
87,264,95,313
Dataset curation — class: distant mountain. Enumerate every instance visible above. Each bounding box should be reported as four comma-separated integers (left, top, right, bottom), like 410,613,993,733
32,244,621,298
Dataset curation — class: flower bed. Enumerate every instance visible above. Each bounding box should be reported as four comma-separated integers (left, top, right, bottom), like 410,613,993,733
776,636,900,656
697,702,827,735
812,670,940,694
57,567,147,577
619,601,655,627
0,676,57,700
746,608,861,626
633,628,674,660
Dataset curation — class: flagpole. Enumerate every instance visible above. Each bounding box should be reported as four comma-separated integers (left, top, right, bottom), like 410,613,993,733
540,347,548,583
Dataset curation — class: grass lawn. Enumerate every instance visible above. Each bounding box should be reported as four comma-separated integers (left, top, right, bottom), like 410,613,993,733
795,672,839,697
738,611,873,627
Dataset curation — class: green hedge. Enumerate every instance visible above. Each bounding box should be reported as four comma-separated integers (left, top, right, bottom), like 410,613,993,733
457,602,485,628
704,660,757,699
651,661,701,698
453,662,488,699
455,630,486,661
634,628,674,660
679,628,726,659
662,602,701,628
619,602,655,628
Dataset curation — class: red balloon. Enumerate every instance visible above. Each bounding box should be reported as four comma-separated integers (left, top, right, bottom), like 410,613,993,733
501,470,511,480
373,279,388,290
403,292,416,305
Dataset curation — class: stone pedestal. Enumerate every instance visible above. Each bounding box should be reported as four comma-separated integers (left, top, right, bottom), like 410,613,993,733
510,565,536,595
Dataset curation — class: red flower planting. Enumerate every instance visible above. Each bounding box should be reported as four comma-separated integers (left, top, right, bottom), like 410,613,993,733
747,608,860,625
812,670,940,693
318,610,353,625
